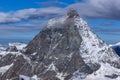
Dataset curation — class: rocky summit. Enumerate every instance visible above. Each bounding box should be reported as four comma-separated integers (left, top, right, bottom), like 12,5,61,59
0,9,120,80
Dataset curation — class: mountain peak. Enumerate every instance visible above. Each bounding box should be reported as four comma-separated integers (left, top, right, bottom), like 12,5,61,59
0,10,120,80
67,9,79,18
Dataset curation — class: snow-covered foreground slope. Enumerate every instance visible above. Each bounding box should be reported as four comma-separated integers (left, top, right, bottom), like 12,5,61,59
71,63,120,80
75,18,120,80
85,63,120,80
0,10,120,80
19,75,40,80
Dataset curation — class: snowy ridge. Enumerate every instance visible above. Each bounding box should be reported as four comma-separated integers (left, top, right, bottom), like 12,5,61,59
0,43,26,57
8,42,27,51
109,42,120,47
0,51,22,58
47,16,120,64
71,17,120,80
0,44,6,52
0,43,32,80
74,17,120,63
47,16,120,80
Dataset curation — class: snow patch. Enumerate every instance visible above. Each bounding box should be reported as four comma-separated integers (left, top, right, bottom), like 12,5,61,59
0,51,22,57
31,52,37,56
19,75,41,80
0,63,13,74
85,63,120,80
8,42,27,50
56,72,68,80
47,62,57,71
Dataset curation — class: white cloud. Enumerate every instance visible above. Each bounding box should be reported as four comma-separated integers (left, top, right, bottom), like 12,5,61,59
0,0,120,24
67,0,120,19
0,7,64,24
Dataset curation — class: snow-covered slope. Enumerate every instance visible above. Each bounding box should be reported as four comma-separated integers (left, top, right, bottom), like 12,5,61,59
47,15,120,66
46,16,120,80
75,17,120,66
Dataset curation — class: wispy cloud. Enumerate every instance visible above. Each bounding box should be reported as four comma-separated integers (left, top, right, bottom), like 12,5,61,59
0,22,46,32
36,1,68,7
0,0,120,25
0,0,120,44
98,22,115,26
0,0,120,24
0,7,64,24
67,0,120,20
93,27,120,35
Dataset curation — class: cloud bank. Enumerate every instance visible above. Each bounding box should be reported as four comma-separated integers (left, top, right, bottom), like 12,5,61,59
36,1,68,7
67,0,120,19
0,0,120,24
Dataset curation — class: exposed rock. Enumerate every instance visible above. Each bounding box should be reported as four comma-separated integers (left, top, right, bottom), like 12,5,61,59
87,63,101,72
67,9,79,18
1,55,32,80
6,46,18,52
105,74,119,79
0,54,16,67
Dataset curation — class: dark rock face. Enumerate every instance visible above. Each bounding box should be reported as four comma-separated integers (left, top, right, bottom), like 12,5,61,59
25,19,93,79
26,25,82,60
105,74,119,79
1,55,32,80
67,9,79,18
0,10,94,80
0,54,16,67
23,13,92,79
87,63,101,72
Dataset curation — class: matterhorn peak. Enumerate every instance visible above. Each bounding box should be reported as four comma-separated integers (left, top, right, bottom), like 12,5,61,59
0,9,120,80
67,8,79,18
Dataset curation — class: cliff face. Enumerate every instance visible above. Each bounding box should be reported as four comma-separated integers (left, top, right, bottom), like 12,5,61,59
0,10,120,80
25,10,93,79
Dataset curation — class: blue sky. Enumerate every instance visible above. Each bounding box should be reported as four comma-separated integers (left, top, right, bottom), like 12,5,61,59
0,0,120,44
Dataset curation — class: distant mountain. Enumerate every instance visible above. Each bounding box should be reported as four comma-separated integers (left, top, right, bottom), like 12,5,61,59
0,44,6,52
109,42,120,56
0,9,120,80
